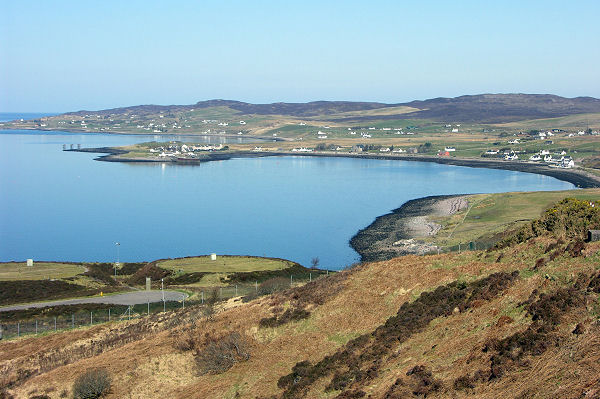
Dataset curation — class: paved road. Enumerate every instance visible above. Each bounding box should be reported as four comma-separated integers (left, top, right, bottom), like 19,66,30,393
0,290,188,312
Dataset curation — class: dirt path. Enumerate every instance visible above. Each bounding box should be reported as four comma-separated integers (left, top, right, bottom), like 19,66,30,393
0,290,187,312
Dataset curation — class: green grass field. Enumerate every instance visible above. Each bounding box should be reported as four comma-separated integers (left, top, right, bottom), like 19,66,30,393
0,262,85,281
157,255,294,273
432,188,600,248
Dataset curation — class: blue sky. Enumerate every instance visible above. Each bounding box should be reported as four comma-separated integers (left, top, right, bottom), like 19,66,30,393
1,0,599,112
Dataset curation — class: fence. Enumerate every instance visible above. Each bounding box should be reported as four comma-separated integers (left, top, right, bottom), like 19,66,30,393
439,240,496,253
0,272,328,341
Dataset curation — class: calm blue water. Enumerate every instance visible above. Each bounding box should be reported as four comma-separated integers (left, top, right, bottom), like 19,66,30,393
0,130,574,269
0,112,58,122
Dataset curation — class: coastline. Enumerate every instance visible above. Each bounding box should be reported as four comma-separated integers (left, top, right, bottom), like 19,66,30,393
0,126,287,142
68,146,600,188
65,146,600,263
349,195,468,262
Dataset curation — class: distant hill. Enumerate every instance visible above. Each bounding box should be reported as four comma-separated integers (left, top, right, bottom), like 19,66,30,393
399,93,600,123
63,93,600,123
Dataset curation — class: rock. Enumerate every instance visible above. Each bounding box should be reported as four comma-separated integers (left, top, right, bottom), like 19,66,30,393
573,323,585,335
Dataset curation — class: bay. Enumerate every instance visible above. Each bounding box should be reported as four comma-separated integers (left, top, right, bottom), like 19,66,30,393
0,130,574,269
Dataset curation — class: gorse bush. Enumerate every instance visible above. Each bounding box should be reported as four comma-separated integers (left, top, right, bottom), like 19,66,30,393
72,368,111,399
257,277,289,295
195,332,250,375
497,198,600,248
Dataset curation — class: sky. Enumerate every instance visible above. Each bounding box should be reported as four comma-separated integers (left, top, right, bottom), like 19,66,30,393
1,0,599,112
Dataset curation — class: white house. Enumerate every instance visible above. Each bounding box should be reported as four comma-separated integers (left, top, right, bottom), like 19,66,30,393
444,147,456,152
451,128,459,133
529,154,541,161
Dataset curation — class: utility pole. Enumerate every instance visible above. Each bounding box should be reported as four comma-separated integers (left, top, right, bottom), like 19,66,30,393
114,242,120,277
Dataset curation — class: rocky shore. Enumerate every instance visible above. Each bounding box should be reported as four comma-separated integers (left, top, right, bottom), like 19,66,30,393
349,195,469,262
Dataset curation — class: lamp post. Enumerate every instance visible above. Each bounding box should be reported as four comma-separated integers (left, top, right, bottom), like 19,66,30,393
114,242,120,277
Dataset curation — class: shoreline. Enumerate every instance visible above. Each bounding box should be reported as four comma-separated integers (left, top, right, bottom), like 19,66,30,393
68,146,600,188
1,126,287,142
349,195,468,262
64,146,600,264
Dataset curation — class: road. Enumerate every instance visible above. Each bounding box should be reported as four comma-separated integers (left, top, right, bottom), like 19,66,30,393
0,290,188,312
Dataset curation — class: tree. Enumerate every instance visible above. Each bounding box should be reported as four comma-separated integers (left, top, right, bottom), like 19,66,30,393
311,257,320,269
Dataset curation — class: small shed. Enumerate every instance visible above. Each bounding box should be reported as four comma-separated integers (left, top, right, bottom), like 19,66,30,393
587,230,600,242
26,259,34,267
210,253,217,261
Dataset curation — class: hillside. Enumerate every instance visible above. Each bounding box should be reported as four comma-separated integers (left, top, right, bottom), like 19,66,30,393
67,94,600,122
2,197,600,398
4,94,600,126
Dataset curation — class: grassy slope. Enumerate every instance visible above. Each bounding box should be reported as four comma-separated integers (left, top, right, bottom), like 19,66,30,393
0,262,85,281
3,200,600,398
431,188,600,248
157,256,293,273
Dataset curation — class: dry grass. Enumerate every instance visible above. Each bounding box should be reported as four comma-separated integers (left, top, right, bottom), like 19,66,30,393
1,237,599,399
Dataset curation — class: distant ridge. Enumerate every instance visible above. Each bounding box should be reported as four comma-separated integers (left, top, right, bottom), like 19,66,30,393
65,93,600,123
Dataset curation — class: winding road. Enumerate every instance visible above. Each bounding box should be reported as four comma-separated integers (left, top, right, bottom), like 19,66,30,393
0,290,188,312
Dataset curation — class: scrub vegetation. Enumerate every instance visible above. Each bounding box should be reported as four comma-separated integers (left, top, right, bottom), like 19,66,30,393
2,196,600,398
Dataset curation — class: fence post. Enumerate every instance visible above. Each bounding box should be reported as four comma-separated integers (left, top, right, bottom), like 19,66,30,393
35,320,38,334
201,291,204,304
290,275,293,286
235,285,238,296
108,308,111,322
128,306,131,320
163,299,166,312
309,272,312,282
54,317,57,332
458,243,461,253
255,281,258,292
17,322,20,337
90,312,93,326
182,296,185,309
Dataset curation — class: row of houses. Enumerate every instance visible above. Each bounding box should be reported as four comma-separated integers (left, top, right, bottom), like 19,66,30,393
149,143,224,158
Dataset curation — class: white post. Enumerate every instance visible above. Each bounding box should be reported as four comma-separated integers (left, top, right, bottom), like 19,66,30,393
90,312,93,326
108,308,111,322
235,285,238,296
17,322,20,337
201,291,204,304
290,275,293,286
309,272,312,282
255,281,258,292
